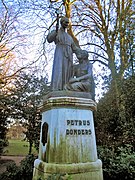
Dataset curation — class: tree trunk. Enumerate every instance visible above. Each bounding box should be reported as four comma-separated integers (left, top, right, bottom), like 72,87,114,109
64,0,80,47
29,141,33,155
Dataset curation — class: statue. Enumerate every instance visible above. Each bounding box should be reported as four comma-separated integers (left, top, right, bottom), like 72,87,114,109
64,50,95,99
47,16,80,91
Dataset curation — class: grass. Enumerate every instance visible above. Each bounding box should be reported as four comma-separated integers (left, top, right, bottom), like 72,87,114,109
4,139,38,156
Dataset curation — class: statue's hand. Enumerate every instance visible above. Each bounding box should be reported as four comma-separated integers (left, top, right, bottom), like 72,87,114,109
75,77,81,82
69,78,77,83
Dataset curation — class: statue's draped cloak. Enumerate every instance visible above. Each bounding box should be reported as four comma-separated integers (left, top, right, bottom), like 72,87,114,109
47,28,76,91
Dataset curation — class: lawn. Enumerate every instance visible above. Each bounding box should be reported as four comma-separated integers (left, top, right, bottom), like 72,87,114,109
4,139,38,156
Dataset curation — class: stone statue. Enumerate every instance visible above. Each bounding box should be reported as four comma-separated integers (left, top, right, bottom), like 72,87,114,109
47,16,80,91
64,50,95,99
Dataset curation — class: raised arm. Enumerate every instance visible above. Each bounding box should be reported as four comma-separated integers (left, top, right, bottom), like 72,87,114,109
47,30,57,43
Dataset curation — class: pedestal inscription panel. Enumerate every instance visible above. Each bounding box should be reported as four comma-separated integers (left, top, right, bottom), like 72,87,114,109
66,119,91,135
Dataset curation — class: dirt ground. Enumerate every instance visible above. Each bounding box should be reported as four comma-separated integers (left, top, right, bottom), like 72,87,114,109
0,156,25,174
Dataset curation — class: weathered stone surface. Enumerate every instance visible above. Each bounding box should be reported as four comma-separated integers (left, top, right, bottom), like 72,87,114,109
40,91,96,112
39,106,97,163
33,159,103,180
43,91,92,100
33,96,103,180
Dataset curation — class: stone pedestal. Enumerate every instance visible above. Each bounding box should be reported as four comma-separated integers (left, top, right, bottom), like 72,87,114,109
33,92,103,180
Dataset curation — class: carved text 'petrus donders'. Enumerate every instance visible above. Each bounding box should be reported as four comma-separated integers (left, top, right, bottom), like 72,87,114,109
66,120,92,135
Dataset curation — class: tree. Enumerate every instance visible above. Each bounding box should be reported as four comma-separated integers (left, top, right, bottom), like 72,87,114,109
79,0,135,137
10,72,49,154
76,0,134,98
0,0,43,86
60,0,134,124
0,0,50,155
0,93,10,155
0,79,16,155
18,0,134,89
0,0,24,154
95,76,135,146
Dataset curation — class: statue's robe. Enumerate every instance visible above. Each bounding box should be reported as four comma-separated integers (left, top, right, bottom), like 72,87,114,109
47,28,78,91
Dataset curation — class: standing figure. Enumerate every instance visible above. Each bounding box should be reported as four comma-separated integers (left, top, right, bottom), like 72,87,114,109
47,16,79,91
64,50,95,99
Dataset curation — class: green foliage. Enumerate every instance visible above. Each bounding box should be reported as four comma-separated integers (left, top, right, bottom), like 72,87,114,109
120,76,135,145
0,69,48,155
0,139,8,155
98,144,135,180
0,155,73,180
0,91,11,155
96,76,135,146
0,154,36,180
96,76,135,179
20,154,36,179
8,73,49,153
95,86,120,145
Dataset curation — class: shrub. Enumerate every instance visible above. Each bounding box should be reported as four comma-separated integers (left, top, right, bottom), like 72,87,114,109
98,144,135,180
0,139,8,155
0,154,36,180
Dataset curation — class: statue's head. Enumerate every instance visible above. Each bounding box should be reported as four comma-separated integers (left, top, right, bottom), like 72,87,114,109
76,49,89,62
81,50,89,59
60,16,69,28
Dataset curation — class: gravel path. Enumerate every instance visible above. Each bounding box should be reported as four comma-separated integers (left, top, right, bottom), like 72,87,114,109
0,156,25,174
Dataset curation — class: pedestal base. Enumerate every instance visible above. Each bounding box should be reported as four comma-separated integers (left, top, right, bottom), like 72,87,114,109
33,159,103,180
